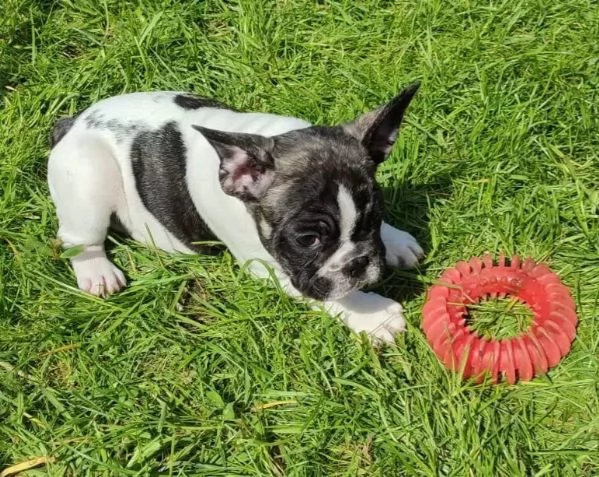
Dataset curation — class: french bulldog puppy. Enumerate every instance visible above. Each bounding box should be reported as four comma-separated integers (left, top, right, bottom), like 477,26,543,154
48,83,423,342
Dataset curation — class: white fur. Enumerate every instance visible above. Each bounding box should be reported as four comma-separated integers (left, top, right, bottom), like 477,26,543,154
318,184,358,268
318,185,357,272
337,185,358,242
48,91,422,343
381,222,424,268
315,184,358,298
276,274,406,344
71,245,126,297
324,290,406,343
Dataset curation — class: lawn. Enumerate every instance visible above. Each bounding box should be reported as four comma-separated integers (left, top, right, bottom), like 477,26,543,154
1,0,598,475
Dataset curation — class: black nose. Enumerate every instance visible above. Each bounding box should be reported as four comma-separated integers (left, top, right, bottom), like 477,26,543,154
346,256,369,277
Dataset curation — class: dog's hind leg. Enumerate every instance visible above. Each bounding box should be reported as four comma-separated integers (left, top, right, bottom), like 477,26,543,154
48,134,126,297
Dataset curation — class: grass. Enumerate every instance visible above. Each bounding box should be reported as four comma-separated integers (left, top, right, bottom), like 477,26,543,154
1,0,598,475
467,298,535,340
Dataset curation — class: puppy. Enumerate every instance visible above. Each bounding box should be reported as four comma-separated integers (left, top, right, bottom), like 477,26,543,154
48,83,423,343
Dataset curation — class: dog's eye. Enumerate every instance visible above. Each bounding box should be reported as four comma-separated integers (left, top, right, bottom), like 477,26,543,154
296,233,321,247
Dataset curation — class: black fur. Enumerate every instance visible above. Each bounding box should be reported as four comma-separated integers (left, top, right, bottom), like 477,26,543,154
174,94,231,110
361,82,420,164
130,122,215,251
110,213,130,236
257,126,386,299
50,117,76,147
271,180,342,298
343,82,420,164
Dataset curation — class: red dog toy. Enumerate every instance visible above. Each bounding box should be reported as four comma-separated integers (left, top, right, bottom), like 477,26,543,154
422,254,577,384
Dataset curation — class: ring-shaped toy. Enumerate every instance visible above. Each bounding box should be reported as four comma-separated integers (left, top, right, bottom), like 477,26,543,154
422,254,577,384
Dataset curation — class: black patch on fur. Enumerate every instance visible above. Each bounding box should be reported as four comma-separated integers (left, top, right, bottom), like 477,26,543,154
174,94,231,110
109,213,130,236
254,125,387,299
84,111,141,143
351,183,384,243
50,116,76,147
130,122,215,251
84,111,104,129
271,179,342,299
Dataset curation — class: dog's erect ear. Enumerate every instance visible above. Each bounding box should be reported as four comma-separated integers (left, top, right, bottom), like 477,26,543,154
193,126,276,201
343,82,420,164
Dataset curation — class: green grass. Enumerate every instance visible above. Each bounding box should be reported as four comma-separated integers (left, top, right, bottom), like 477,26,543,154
1,0,598,475
467,298,535,340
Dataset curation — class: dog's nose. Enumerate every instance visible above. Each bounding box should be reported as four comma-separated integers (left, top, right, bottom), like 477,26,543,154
347,256,369,277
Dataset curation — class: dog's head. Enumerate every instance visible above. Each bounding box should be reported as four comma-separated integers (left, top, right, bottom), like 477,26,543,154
194,83,419,300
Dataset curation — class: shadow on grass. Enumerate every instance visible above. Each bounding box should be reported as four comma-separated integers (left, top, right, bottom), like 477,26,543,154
371,174,454,304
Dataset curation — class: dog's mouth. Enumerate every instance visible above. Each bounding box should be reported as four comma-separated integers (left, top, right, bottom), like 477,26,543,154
291,275,333,300
295,268,380,301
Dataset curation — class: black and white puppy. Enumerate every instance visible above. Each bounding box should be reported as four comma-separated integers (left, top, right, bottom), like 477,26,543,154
48,84,423,343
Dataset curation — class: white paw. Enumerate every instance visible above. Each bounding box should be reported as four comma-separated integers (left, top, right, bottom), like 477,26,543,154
381,223,424,269
325,291,406,344
71,247,126,297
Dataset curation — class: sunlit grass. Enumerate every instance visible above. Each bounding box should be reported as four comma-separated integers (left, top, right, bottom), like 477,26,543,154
1,0,598,475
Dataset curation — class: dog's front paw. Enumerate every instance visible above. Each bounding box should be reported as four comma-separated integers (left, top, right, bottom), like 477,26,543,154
344,297,406,344
71,246,126,297
325,291,406,344
381,223,424,269
73,259,126,297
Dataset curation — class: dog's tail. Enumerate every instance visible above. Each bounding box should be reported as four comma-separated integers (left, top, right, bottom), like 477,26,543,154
50,116,76,148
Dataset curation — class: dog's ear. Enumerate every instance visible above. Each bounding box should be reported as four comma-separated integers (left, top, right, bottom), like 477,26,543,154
193,126,275,201
343,82,420,164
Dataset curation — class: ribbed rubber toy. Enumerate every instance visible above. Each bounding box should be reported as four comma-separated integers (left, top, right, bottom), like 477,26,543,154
422,254,577,384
